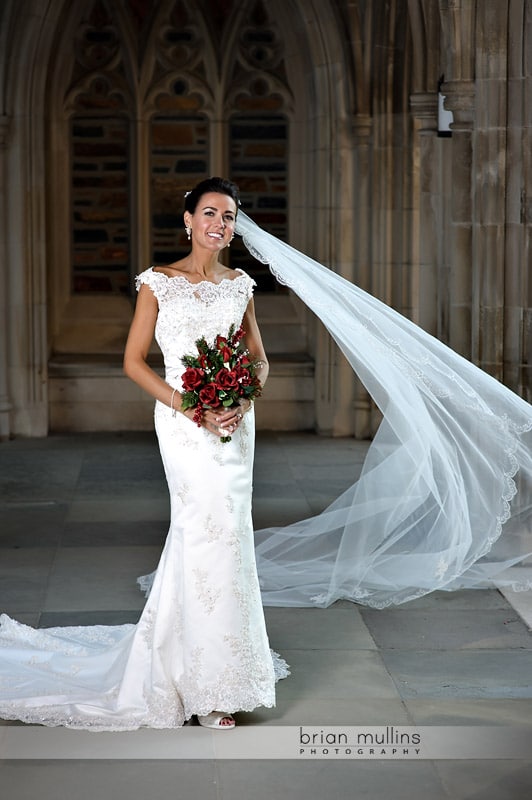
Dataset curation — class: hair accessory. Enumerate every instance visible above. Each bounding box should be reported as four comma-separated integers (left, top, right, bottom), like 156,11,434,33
184,191,191,197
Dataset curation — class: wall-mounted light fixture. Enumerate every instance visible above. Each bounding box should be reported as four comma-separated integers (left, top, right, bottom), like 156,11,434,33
437,76,453,137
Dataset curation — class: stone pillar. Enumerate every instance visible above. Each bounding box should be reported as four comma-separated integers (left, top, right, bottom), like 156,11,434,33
409,92,439,334
440,79,475,359
351,113,376,439
0,114,12,438
504,0,531,400
314,107,359,438
473,4,511,381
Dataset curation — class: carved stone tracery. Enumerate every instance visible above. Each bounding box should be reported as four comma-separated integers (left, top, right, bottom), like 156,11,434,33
65,1,130,113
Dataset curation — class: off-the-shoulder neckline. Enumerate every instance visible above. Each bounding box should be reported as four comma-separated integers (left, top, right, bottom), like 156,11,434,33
148,266,247,287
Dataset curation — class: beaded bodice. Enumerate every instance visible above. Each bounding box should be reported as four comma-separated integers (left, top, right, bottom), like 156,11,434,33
135,267,255,384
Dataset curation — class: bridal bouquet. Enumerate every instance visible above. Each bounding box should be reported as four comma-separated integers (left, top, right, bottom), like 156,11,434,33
180,324,263,442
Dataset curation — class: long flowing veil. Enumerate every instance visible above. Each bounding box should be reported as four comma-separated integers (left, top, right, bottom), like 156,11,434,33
235,211,532,609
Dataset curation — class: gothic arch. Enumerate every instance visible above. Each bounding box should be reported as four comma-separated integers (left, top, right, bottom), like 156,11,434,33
43,1,301,356
0,0,360,435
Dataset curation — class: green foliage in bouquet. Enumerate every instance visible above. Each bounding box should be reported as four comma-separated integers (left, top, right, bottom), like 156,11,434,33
180,325,263,440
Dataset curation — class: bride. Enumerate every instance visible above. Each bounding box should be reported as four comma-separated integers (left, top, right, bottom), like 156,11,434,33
0,177,288,731
1,175,531,731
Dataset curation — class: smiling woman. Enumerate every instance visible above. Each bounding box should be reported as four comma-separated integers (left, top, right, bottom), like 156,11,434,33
184,191,237,250
0,177,288,732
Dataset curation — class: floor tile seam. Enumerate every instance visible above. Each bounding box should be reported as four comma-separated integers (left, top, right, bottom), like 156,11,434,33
262,646,383,652
0,568,52,612
428,762,457,800
497,585,532,632
360,605,517,614
275,434,310,487
377,646,532,653
56,443,87,550
41,503,83,623
51,545,165,550
37,607,142,625
0,542,165,550
398,698,420,728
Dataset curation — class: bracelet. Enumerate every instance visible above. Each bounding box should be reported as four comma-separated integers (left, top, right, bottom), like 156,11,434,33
170,388,178,418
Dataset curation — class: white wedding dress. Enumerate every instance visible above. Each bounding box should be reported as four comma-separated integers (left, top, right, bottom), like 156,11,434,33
2,210,531,728
0,267,288,730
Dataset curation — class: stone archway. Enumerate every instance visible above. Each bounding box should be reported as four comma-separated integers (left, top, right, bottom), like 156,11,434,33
40,0,349,433
0,0,422,437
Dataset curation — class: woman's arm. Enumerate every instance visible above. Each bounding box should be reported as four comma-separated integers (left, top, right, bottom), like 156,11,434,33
123,285,239,435
240,297,269,413
123,285,181,411
242,297,269,385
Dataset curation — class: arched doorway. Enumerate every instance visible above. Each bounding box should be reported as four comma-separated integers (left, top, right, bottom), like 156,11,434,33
45,0,320,432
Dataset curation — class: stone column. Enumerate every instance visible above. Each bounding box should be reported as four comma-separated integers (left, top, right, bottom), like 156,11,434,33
0,114,12,439
504,0,531,400
440,79,475,359
314,106,360,438
409,92,439,334
351,113,376,439
473,4,511,382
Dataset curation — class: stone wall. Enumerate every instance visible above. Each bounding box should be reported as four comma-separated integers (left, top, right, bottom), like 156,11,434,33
71,118,130,294
0,0,530,438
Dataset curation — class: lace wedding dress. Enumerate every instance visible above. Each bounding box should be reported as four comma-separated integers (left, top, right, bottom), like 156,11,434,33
0,267,288,730
2,210,531,728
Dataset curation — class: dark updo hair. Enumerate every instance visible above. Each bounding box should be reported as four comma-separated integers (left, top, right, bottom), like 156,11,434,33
184,177,240,214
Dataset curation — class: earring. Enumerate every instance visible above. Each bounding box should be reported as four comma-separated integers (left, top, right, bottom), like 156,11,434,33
227,234,234,248
186,226,191,240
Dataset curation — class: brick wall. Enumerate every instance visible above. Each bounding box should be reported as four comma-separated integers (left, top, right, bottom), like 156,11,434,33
71,118,130,294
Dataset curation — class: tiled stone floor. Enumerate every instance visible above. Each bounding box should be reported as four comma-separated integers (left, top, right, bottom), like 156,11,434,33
1,431,532,799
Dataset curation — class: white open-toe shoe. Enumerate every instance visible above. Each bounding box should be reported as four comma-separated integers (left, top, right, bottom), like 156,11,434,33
197,712,236,730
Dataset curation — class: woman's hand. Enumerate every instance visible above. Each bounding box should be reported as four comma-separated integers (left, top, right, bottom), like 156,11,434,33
210,405,246,438
182,403,249,438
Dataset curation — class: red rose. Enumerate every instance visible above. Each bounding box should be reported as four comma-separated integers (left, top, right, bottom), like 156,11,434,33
182,367,204,391
215,335,232,363
198,354,209,369
235,365,252,386
215,368,239,390
231,326,246,345
199,384,220,407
